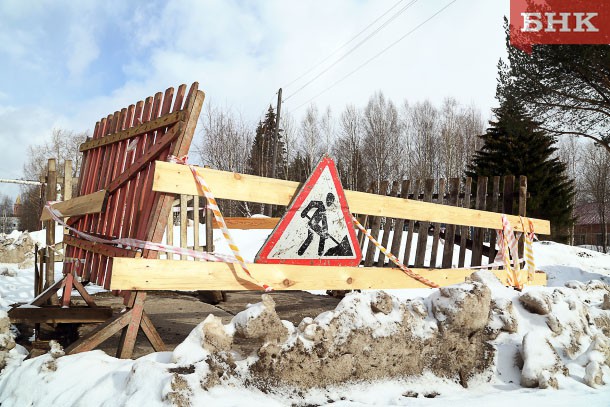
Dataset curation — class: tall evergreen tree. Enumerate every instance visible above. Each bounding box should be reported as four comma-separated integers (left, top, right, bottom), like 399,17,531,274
248,105,286,214
249,106,285,179
467,95,575,240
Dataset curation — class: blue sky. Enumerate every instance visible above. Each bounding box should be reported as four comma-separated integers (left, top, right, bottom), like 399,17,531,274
0,0,509,199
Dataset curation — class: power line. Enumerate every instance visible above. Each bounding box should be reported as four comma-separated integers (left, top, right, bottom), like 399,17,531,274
286,0,458,114
283,0,407,90
283,0,419,102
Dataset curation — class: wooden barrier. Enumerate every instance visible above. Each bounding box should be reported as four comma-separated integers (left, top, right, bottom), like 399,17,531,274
109,163,550,292
11,83,204,359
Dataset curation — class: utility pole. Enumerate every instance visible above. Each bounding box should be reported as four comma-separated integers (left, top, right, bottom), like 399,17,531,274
270,88,283,180
267,88,283,216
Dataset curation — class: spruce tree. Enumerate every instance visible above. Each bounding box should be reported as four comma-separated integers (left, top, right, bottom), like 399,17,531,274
467,95,575,240
249,106,285,179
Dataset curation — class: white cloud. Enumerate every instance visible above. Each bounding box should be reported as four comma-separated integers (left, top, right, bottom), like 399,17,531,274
0,0,509,199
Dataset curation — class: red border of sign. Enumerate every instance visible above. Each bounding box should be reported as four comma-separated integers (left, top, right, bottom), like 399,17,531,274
255,156,362,266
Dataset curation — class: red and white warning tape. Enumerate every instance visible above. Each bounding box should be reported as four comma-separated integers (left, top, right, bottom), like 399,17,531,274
492,215,537,289
169,156,273,291
351,216,440,288
44,204,240,265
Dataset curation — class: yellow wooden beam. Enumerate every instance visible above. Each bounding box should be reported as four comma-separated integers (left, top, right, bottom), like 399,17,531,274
212,217,281,229
152,161,551,234
40,189,108,221
110,258,547,291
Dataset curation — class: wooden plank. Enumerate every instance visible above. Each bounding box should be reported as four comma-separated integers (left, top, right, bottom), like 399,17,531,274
45,159,57,294
414,179,434,267
79,110,186,152
458,177,472,268
65,310,132,355
488,176,501,262
180,194,188,260
153,161,550,234
63,235,138,259
403,180,419,266
442,178,460,268
104,123,182,193
377,181,400,267
471,177,488,267
364,181,387,266
503,175,515,215
193,196,200,253
389,180,410,264
110,258,547,291
40,190,108,221
429,179,445,268
145,85,205,255
167,204,174,256
117,291,146,359
211,217,281,230
204,167,215,252
518,175,528,257
140,311,167,352
8,306,113,324
63,160,73,201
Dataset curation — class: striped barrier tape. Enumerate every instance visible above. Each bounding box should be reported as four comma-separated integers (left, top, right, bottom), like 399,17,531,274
169,156,272,291
44,204,240,265
521,217,536,283
351,216,440,288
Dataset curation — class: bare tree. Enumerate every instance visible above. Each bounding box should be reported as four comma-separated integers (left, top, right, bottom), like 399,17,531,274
333,105,367,191
20,128,87,231
407,100,440,180
580,141,610,253
195,103,252,174
280,113,298,180
360,92,405,189
194,103,254,216
298,105,324,174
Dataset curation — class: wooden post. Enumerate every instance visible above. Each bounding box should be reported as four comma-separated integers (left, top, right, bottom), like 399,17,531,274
458,177,472,267
471,177,488,267
414,179,434,267
389,179,410,264
429,178,445,268
364,181,387,266
376,181,398,267
180,194,188,260
193,195,200,254
403,180,420,266
488,176,501,262
63,160,73,201
441,178,460,268
518,175,527,257
44,159,57,292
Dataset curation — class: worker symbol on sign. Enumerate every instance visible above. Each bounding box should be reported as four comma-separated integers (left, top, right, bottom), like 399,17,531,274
255,156,362,266
297,192,348,256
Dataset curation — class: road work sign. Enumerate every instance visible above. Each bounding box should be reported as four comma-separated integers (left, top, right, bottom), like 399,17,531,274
255,156,362,266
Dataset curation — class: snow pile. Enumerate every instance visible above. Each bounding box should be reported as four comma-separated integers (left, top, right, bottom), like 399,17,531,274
0,231,35,265
515,280,610,389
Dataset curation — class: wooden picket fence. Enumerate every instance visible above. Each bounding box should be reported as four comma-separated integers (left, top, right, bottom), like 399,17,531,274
163,175,528,271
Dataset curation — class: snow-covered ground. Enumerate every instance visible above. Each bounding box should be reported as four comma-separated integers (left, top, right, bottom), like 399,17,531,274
0,229,609,406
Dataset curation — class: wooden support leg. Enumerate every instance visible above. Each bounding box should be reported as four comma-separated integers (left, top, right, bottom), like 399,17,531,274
65,310,133,355
72,277,98,308
31,278,66,306
61,273,74,307
141,311,166,352
117,291,146,359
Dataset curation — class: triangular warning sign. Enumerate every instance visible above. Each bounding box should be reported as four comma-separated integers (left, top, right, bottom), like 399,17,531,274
255,156,362,266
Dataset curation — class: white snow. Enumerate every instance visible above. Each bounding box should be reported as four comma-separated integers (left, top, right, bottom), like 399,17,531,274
0,228,609,405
